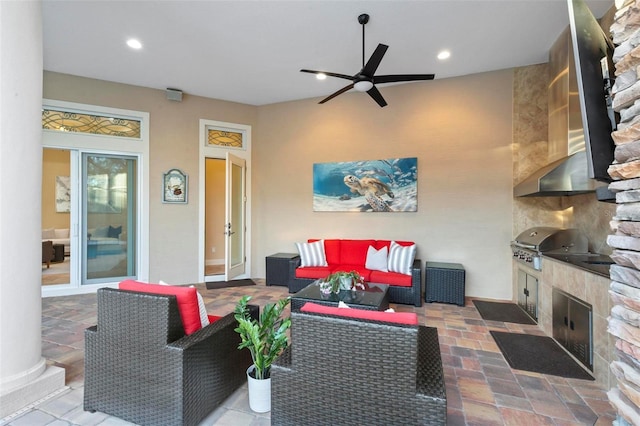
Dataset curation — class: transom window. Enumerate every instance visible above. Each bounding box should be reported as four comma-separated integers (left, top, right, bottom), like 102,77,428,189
42,109,141,138
207,128,244,148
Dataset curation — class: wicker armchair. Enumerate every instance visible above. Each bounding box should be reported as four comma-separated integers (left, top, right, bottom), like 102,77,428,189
288,257,423,306
271,309,447,425
84,287,256,426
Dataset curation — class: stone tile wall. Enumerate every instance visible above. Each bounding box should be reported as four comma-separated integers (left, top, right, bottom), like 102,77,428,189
607,0,640,422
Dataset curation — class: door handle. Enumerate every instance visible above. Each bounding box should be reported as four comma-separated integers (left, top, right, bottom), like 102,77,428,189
564,316,568,327
569,320,574,331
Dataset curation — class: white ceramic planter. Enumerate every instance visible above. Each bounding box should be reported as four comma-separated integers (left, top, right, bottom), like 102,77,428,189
246,365,271,413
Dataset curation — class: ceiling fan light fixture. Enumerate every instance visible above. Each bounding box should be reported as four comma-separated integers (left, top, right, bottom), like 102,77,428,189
354,80,373,92
316,73,327,80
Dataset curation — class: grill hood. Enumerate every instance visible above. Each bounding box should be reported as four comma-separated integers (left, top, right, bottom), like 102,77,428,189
514,25,605,198
513,151,603,197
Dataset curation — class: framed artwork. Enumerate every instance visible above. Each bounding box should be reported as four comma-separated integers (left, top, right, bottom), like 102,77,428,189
163,169,188,204
55,176,71,212
313,157,417,212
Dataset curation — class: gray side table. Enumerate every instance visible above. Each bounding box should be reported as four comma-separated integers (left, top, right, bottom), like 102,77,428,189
266,253,299,286
425,262,465,306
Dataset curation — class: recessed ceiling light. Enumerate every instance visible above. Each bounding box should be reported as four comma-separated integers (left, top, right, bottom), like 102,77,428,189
316,73,327,80
126,39,142,49
437,50,451,60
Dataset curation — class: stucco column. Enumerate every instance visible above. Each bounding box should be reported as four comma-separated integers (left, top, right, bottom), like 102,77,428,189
0,1,65,418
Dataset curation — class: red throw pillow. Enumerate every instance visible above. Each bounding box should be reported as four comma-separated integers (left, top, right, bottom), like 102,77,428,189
118,280,203,335
300,302,418,325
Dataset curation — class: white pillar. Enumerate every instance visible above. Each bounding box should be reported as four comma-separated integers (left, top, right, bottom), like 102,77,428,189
0,1,65,418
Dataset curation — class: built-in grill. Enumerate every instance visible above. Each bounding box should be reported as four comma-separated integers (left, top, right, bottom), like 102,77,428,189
511,227,588,271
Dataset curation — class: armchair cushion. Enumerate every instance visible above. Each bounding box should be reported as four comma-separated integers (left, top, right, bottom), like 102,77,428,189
118,280,202,335
300,302,418,325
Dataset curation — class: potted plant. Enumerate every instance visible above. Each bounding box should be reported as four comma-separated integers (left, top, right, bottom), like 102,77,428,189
234,295,291,413
319,270,366,294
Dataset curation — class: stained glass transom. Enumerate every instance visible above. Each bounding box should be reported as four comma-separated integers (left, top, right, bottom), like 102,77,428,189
207,129,243,148
42,109,141,138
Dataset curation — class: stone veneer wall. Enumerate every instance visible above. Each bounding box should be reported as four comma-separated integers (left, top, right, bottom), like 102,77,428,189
606,0,640,422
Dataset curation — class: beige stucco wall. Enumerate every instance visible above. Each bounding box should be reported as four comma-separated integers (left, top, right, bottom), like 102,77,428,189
44,68,515,299
255,69,515,300
43,71,258,283
42,148,70,230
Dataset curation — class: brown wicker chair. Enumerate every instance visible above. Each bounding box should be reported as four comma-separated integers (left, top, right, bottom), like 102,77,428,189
84,287,256,426
271,308,447,425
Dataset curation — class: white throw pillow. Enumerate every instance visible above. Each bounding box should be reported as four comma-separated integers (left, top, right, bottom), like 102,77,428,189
387,241,416,276
296,240,328,267
158,280,210,328
42,228,55,239
365,245,388,272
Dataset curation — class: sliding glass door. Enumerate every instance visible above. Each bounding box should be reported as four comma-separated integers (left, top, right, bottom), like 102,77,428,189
83,154,137,284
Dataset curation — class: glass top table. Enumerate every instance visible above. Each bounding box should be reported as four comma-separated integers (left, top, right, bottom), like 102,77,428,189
291,281,390,311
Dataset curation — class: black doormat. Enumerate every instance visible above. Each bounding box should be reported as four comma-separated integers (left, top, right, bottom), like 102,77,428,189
206,279,256,290
473,300,536,325
490,331,594,380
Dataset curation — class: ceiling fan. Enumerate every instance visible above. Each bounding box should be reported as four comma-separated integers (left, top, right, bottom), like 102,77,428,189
301,13,435,107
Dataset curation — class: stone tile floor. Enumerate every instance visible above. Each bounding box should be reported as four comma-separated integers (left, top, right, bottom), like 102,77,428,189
1,281,616,425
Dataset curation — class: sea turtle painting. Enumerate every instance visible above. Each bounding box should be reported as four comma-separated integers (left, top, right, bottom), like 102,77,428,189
343,175,394,212
312,157,417,212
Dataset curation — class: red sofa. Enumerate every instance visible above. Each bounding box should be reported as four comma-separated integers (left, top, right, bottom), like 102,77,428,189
288,239,422,306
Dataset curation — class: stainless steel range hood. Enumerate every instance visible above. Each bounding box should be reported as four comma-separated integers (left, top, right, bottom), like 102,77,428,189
514,25,603,198
514,151,603,197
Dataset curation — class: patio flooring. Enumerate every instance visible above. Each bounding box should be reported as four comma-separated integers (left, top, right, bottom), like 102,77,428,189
1,280,616,425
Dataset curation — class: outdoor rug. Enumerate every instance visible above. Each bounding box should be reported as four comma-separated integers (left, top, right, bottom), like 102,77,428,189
473,300,536,325
206,279,256,290
490,331,594,380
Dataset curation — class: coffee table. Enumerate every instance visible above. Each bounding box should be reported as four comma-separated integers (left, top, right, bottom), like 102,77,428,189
291,281,390,311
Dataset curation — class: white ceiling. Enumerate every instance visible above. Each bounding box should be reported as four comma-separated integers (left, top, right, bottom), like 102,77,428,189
42,0,614,107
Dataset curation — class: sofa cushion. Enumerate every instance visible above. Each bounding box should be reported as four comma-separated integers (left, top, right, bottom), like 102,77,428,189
295,266,331,279
296,240,328,267
118,280,203,335
339,239,376,265
369,270,413,287
54,228,70,238
365,245,388,272
328,264,372,281
92,225,110,238
300,302,418,325
42,228,55,239
308,239,341,265
388,241,416,275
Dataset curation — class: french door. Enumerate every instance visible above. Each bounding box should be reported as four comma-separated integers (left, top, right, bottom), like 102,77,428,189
224,152,246,280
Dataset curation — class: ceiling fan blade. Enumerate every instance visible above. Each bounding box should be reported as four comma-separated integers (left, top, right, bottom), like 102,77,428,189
300,69,355,81
374,74,435,84
361,44,388,77
367,86,387,107
319,83,355,104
